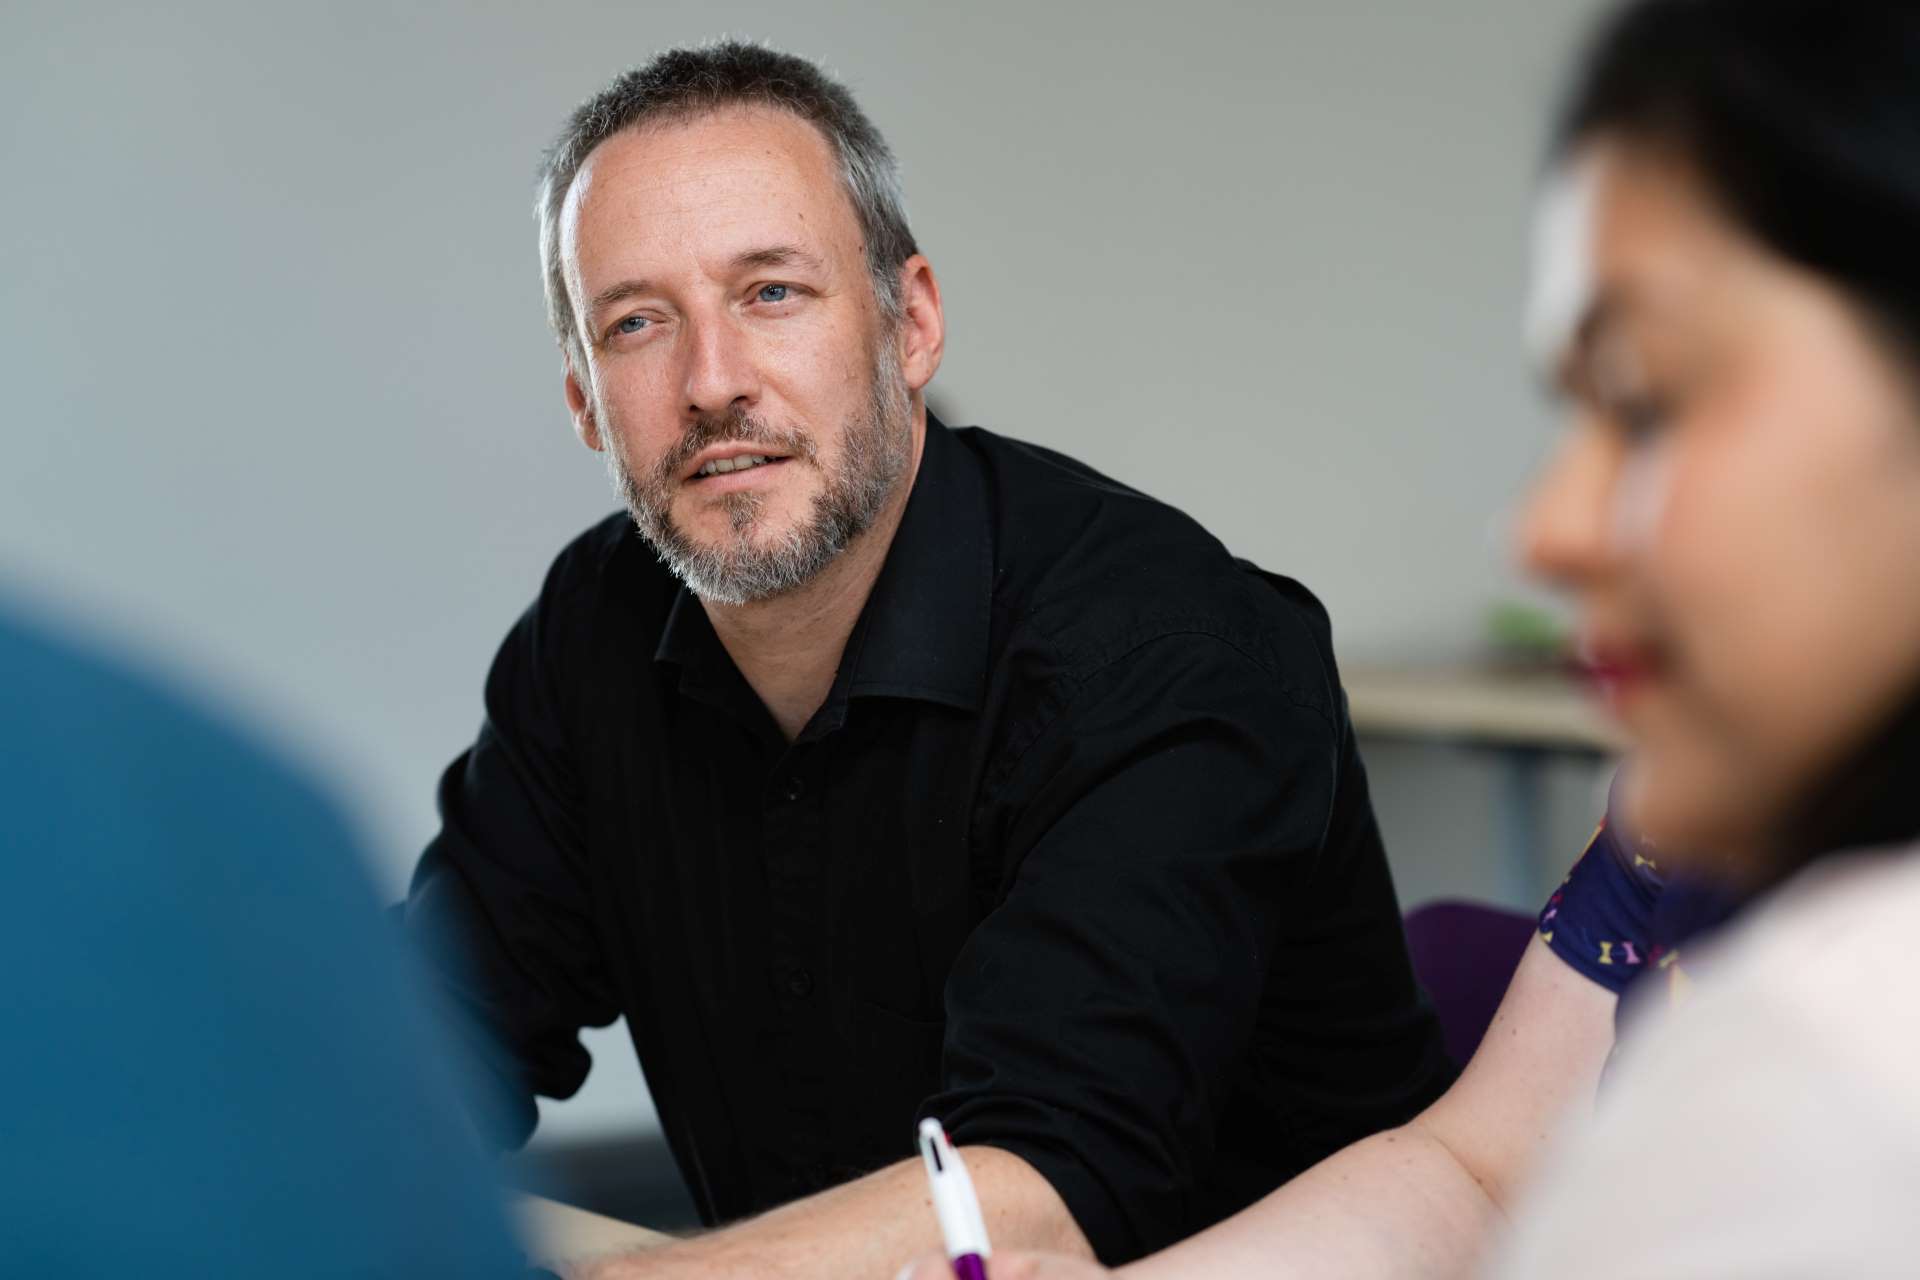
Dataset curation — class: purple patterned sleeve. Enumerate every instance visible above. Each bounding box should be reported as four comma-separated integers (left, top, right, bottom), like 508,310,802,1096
1537,787,1667,995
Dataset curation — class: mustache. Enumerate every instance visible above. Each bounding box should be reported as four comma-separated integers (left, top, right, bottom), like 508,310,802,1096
650,407,818,485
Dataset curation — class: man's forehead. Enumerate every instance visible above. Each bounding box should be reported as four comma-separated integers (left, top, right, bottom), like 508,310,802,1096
560,107,854,272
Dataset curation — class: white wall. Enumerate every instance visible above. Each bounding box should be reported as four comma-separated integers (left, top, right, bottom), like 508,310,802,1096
3,0,1611,1142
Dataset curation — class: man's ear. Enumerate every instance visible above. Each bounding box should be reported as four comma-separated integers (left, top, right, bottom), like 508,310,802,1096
563,354,603,451
894,255,946,394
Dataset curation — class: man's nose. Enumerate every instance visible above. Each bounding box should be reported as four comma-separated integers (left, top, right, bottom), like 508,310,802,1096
681,312,760,419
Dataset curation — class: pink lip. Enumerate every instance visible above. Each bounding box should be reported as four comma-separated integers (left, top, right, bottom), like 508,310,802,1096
1577,645,1663,717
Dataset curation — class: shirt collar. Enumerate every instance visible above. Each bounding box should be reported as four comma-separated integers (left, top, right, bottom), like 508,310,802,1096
653,582,713,670
652,414,991,715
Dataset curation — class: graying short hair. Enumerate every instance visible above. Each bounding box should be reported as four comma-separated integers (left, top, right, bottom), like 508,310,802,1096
536,41,918,372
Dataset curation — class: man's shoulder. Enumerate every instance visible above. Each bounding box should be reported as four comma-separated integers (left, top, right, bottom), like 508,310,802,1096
480,512,682,702
957,425,1242,605
958,425,1338,706
543,509,653,590
533,509,679,625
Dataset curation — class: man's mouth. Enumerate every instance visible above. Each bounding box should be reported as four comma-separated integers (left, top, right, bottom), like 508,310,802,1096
696,453,779,478
684,449,797,484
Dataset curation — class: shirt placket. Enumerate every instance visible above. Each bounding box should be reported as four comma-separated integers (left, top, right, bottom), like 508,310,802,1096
760,741,833,1194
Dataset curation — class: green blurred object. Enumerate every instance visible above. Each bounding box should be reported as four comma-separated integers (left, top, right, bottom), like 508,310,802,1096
1485,600,1573,668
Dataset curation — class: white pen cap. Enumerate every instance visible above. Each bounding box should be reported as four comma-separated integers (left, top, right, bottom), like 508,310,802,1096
917,1117,993,1259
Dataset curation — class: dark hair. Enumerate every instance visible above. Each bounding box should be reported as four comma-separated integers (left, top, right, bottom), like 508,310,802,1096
1553,0,1920,359
536,41,917,372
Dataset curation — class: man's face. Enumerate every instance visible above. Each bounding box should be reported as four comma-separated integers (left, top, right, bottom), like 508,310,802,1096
559,107,913,604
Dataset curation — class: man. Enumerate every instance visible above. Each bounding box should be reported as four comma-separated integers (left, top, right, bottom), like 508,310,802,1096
402,41,1450,1278
0,605,528,1278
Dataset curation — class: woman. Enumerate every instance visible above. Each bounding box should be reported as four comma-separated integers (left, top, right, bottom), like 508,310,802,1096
903,0,1920,1275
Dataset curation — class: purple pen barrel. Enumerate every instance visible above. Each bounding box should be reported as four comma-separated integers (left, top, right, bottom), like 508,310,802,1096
951,1253,989,1280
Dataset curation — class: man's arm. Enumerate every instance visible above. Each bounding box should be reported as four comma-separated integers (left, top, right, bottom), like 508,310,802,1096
573,1146,1092,1279
921,632,1443,1262
404,555,623,1149
900,937,1617,1280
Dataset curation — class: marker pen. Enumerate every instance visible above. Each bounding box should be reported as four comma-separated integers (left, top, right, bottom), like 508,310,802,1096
917,1117,991,1280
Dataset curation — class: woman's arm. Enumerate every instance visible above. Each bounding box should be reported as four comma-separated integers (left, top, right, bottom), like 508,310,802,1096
1121,936,1616,1279
904,936,1618,1280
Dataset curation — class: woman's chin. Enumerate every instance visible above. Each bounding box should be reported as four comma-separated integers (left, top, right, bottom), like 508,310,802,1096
1617,751,1772,880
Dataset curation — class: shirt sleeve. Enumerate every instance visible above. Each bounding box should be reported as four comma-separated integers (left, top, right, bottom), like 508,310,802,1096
923,632,1361,1262
1538,778,1666,994
401,549,622,1152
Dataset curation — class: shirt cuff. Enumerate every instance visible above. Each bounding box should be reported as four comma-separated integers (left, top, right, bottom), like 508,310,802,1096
928,1098,1145,1265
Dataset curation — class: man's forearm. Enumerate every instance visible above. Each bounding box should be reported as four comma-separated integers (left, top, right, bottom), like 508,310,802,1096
569,1146,1093,1280
1118,1122,1502,1280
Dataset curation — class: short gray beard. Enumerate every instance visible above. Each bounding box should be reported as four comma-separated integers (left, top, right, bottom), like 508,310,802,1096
601,339,913,606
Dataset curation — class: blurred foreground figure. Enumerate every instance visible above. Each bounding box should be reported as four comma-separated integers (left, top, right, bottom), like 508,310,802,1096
0,606,524,1278
903,1,1920,1277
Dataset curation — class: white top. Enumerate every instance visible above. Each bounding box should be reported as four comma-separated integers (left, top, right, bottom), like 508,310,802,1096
1488,848,1920,1278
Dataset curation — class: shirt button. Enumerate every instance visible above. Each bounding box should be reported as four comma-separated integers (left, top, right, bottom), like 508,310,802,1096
781,775,805,802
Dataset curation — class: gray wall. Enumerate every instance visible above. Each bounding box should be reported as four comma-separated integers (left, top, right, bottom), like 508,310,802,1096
4,0,1612,1142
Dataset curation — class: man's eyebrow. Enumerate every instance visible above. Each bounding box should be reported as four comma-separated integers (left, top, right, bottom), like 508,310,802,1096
731,245,825,273
586,247,824,316
588,278,655,315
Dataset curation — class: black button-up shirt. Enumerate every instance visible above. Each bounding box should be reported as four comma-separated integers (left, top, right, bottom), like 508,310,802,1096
405,418,1450,1261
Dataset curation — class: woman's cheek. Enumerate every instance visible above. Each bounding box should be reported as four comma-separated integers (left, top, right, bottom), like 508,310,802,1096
1609,436,1677,554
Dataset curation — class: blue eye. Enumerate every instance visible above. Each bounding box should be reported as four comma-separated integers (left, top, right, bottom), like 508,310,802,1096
615,315,649,335
757,284,790,303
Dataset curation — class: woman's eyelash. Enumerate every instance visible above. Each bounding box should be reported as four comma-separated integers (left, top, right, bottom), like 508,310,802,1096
1612,394,1671,438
